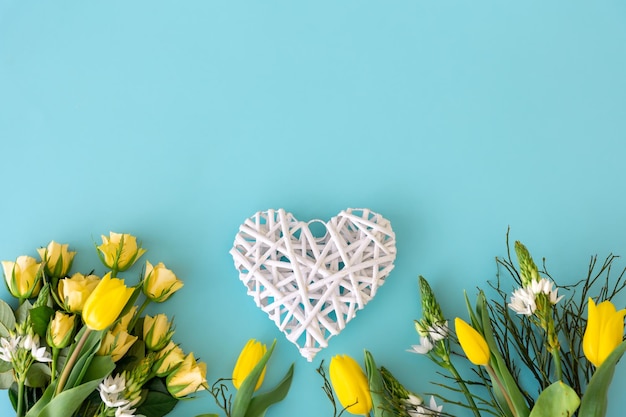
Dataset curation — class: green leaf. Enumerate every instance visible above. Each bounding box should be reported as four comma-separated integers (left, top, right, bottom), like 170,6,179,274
196,415,219,417
578,340,626,417
0,299,16,337
29,305,54,338
15,300,32,325
63,328,104,390
231,339,277,417
137,389,178,417
0,370,14,389
528,381,580,417
25,362,51,388
25,378,104,417
476,292,530,417
364,350,388,417
243,363,294,417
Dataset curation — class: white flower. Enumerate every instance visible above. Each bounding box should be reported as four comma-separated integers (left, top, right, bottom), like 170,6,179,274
115,404,145,417
99,374,130,408
509,278,563,316
409,321,449,354
0,335,21,363
408,335,434,355
408,396,443,417
509,286,536,315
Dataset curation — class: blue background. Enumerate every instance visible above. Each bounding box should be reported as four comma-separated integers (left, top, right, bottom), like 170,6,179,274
1,1,625,416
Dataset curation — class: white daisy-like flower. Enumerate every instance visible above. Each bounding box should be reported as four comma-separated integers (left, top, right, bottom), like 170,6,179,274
409,321,449,354
99,374,130,409
115,404,144,417
508,286,536,315
408,335,434,355
0,335,21,363
509,277,563,316
408,396,443,417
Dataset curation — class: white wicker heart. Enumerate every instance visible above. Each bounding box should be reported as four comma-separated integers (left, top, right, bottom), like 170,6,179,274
230,208,397,361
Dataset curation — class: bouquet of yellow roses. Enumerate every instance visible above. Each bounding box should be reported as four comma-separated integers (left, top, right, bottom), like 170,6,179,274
0,232,208,417
411,236,626,417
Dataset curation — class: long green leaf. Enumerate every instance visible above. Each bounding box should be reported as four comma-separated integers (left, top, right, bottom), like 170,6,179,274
364,350,388,417
243,363,294,417
528,381,579,417
231,340,277,417
0,298,16,337
578,340,626,417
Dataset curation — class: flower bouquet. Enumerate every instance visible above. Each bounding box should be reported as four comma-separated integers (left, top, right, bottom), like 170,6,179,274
0,232,208,417
410,236,626,417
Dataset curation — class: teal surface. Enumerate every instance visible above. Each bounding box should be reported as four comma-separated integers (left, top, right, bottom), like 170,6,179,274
1,1,626,416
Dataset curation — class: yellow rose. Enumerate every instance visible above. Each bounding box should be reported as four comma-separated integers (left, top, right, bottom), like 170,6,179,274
2,255,43,299
232,339,267,391
329,354,373,415
37,241,76,279
583,298,626,367
142,261,184,302
97,323,138,362
46,311,76,349
143,314,175,351
455,318,491,366
166,353,207,398
97,232,146,272
155,341,185,377
82,272,134,331
58,273,100,313
117,305,137,331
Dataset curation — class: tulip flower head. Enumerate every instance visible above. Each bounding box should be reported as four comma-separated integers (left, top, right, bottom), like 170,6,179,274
97,232,146,272
583,298,626,367
58,273,100,313
2,256,43,300
37,241,75,280
142,261,184,302
81,272,134,331
455,318,491,366
329,354,373,415
232,339,267,391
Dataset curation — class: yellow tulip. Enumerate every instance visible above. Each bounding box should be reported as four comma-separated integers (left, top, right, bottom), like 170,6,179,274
455,318,491,366
166,353,207,398
97,323,138,362
232,339,267,391
155,341,186,377
97,232,146,272
329,354,373,415
583,298,626,367
58,273,100,313
143,314,175,351
46,311,76,349
2,255,43,299
37,241,75,279
81,272,134,331
142,261,184,302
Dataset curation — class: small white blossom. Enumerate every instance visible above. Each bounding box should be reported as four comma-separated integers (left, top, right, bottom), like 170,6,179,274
408,335,434,355
0,335,21,363
408,396,443,417
509,278,563,316
99,374,130,408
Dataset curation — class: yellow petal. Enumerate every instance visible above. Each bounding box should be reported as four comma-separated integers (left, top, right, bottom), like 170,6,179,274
329,354,372,415
455,318,490,366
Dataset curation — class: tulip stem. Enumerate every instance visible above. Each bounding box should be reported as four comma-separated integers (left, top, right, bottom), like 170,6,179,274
485,364,518,417
443,361,482,417
130,298,152,330
55,328,92,396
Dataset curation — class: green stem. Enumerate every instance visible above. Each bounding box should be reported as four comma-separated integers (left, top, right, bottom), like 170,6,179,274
51,348,59,384
55,328,92,396
485,364,518,417
443,360,482,417
16,374,25,417
551,347,563,381
129,298,151,330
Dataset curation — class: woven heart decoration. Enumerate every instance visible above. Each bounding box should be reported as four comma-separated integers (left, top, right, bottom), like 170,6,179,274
230,208,396,361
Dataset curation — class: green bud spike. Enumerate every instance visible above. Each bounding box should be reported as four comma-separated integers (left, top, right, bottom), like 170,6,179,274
514,241,539,287
418,276,445,325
